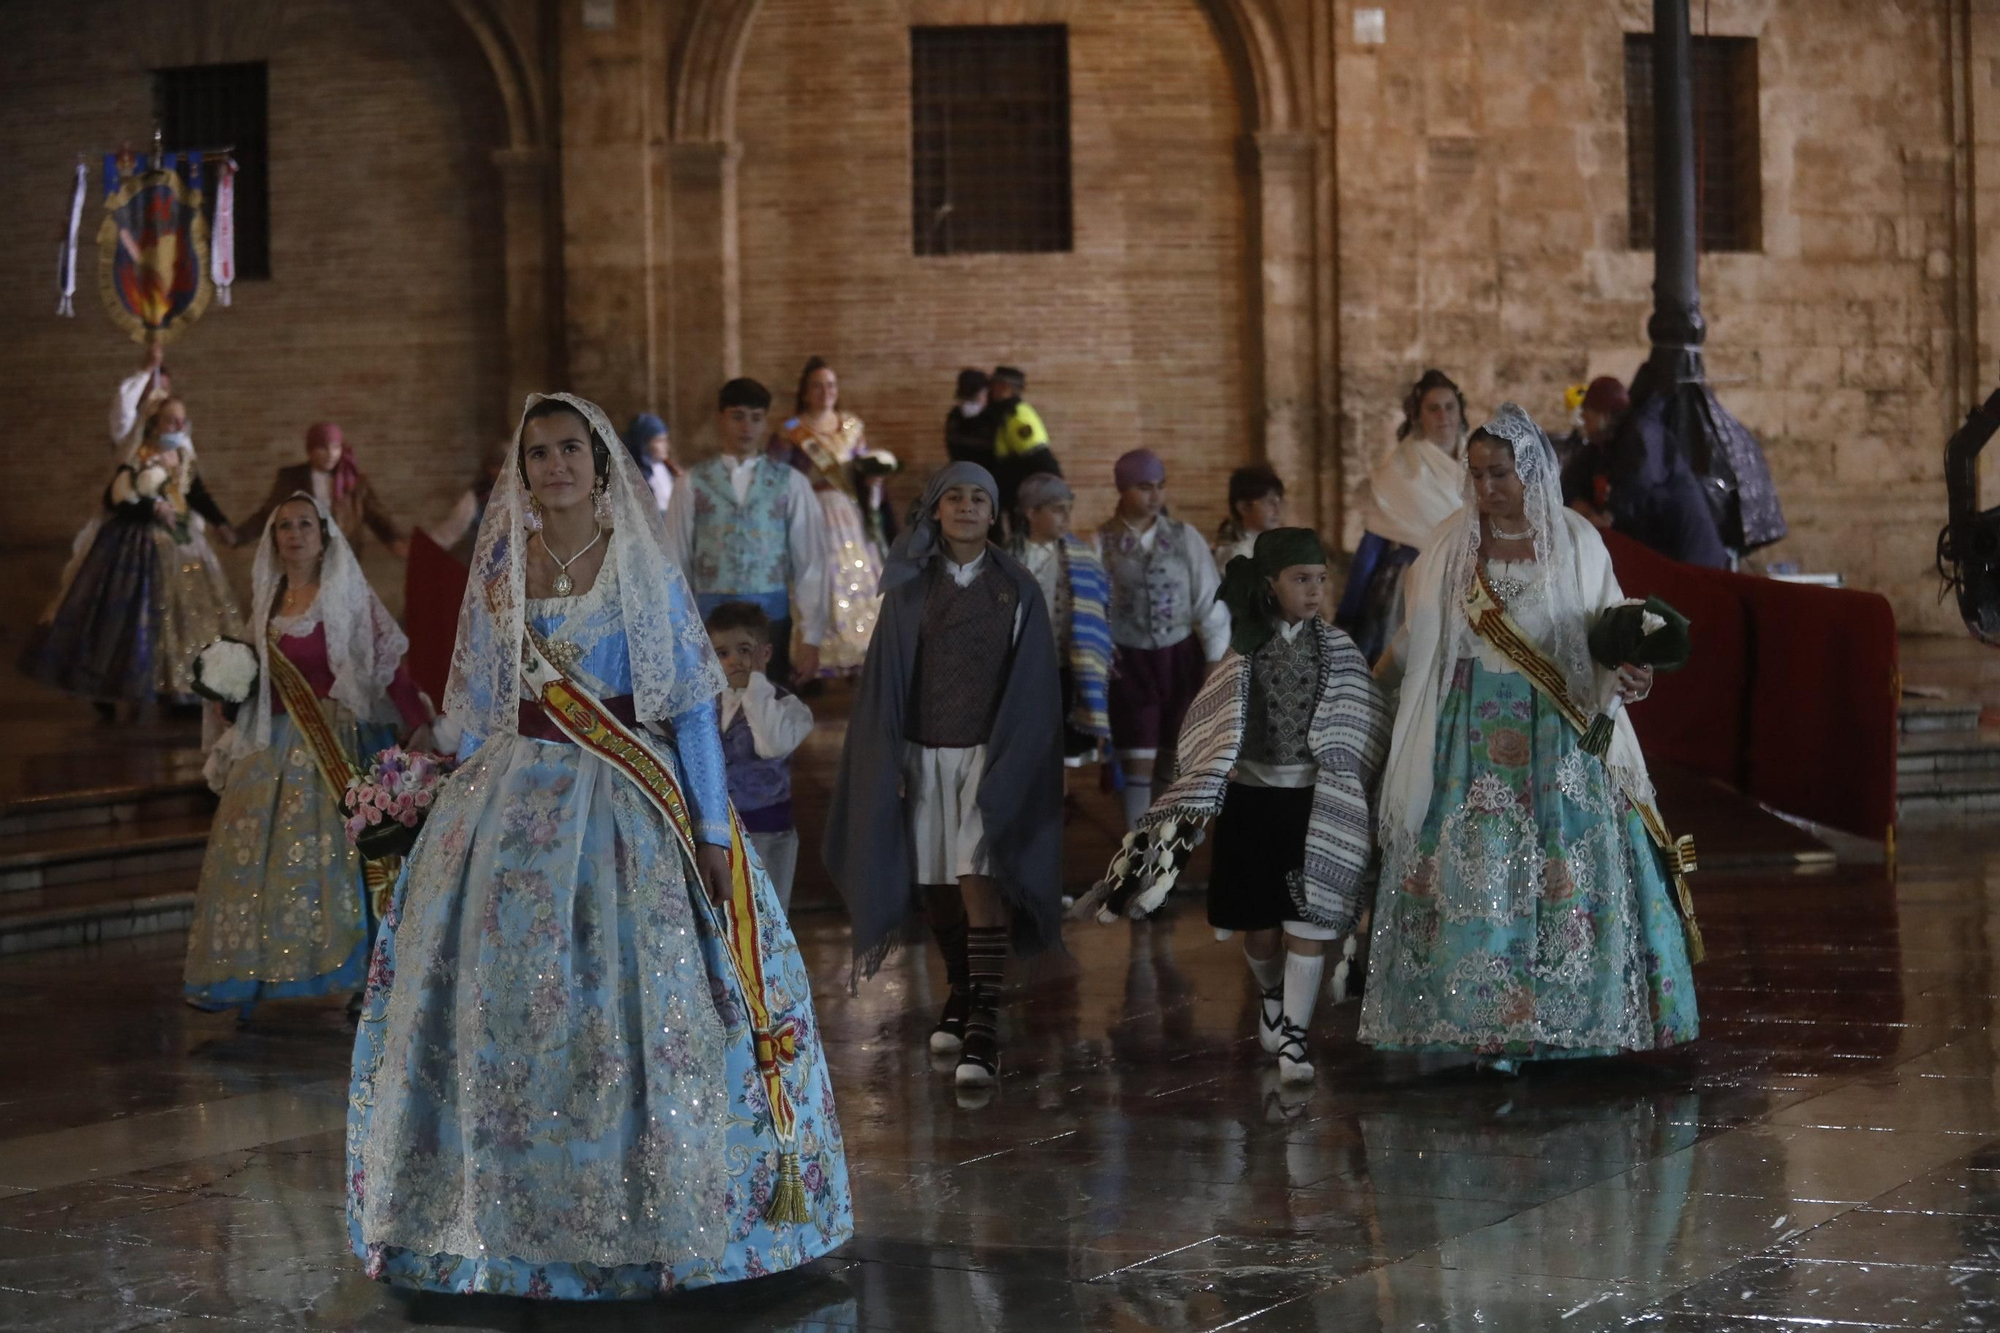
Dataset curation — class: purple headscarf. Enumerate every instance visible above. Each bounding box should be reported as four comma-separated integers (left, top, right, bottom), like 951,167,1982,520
1113,448,1165,491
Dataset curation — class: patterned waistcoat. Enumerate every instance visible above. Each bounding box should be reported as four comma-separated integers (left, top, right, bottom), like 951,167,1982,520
721,695,793,812
908,560,1016,749
1241,625,1321,767
688,456,792,595
1099,516,1197,650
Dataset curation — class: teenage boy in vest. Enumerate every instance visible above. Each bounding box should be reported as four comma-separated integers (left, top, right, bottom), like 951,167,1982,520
1095,448,1231,829
824,462,1064,1095
706,601,814,911
665,378,829,686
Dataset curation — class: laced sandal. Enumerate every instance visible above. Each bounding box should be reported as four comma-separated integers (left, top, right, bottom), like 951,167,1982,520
1257,983,1285,1054
1276,1020,1315,1085
929,988,971,1055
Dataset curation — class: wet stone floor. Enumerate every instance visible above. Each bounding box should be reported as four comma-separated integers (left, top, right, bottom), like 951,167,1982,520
7,831,2000,1331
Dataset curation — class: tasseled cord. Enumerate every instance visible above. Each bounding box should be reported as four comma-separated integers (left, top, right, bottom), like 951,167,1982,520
766,1152,812,1224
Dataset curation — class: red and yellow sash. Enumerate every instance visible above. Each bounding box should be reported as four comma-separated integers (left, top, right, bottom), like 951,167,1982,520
265,631,399,918
1465,570,1704,962
518,629,814,1225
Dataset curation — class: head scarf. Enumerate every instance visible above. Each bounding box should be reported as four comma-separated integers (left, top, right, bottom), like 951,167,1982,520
307,422,358,500
622,412,667,469
881,461,998,594
1114,448,1165,491
1016,472,1074,513
444,393,726,741
1219,527,1328,656
1582,376,1630,416
214,490,408,770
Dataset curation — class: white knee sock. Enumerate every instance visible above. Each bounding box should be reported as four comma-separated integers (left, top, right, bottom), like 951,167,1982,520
1283,950,1325,1034
1243,944,1284,992
1120,780,1153,830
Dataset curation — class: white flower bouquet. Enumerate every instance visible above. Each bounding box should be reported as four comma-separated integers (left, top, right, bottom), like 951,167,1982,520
191,637,259,705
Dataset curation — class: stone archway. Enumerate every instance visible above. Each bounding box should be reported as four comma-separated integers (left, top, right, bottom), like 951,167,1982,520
665,0,1334,520
439,0,560,417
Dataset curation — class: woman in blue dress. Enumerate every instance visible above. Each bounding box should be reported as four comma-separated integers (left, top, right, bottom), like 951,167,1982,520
346,393,852,1299
1361,404,1698,1071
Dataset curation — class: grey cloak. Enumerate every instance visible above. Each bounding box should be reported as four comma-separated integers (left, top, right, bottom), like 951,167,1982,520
823,539,1066,979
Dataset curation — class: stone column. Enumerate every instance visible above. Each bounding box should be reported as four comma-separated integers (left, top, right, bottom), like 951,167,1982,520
666,139,741,453
1248,130,1320,527
557,0,671,420
493,147,556,421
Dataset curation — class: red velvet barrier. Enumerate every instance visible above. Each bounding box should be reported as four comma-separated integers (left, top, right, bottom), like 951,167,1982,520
403,530,470,705
1602,530,1899,842
1729,573,1899,844
1601,532,1752,787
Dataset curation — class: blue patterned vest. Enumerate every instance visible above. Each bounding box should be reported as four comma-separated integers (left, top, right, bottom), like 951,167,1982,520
687,456,792,596
721,692,794,818
1099,515,1198,650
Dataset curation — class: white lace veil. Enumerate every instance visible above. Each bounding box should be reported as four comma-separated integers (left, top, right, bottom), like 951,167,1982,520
1438,403,1597,707
216,491,409,769
1379,403,1601,856
444,392,725,741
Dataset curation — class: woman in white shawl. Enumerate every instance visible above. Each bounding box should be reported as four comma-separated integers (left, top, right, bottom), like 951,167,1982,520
1333,369,1468,663
1361,404,1698,1072
184,493,428,1017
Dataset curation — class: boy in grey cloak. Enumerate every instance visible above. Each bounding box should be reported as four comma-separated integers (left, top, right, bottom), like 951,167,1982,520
824,461,1065,1089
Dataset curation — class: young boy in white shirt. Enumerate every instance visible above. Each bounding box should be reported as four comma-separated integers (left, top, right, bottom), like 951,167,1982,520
707,601,815,910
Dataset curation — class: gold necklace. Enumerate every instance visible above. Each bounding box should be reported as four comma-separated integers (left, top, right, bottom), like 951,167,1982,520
539,525,605,597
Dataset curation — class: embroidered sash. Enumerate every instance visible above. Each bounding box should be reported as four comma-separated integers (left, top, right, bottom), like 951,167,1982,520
1464,569,1704,962
265,631,399,917
516,629,814,1225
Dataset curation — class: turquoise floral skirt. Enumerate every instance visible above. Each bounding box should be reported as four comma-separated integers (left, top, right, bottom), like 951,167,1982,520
346,734,853,1299
1360,660,1697,1059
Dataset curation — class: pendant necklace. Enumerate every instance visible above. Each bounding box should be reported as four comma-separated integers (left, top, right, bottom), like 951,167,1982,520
541,524,604,597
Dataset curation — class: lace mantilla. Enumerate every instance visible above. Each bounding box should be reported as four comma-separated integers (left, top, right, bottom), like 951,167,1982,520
445,393,726,741
214,492,407,770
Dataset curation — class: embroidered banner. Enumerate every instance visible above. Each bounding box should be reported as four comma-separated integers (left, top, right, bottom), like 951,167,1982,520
97,157,212,345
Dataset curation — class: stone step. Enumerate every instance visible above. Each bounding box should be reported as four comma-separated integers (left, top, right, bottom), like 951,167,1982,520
0,777,213,839
0,872,195,956
1898,730,2000,777
0,814,211,894
1900,697,1983,736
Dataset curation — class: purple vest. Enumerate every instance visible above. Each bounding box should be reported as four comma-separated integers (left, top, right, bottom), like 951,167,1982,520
721,695,794,832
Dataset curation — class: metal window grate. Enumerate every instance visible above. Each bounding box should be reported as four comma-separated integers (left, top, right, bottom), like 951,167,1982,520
911,25,1072,256
153,61,271,279
1625,34,1762,253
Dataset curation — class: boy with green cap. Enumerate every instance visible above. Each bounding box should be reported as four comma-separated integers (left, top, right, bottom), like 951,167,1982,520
1077,527,1391,1084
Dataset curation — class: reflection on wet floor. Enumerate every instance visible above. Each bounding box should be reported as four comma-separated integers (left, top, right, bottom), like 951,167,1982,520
7,821,2000,1332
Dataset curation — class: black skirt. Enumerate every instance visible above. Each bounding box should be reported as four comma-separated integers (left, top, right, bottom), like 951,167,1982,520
1206,782,1313,931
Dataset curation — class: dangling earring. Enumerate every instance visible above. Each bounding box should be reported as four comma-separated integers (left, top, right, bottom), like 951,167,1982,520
524,493,545,533
592,478,613,524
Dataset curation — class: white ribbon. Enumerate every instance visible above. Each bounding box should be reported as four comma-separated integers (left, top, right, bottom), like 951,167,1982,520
211,158,236,307
56,162,84,317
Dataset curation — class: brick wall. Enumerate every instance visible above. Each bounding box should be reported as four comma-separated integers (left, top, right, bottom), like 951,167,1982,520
0,0,509,625
732,0,1251,542
1336,0,1959,629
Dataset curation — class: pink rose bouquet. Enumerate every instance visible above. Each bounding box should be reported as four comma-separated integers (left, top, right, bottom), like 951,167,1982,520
342,746,451,861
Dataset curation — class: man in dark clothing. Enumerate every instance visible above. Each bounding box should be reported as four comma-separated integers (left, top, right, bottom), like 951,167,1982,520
979,366,1062,535
944,368,993,468
1560,376,1630,526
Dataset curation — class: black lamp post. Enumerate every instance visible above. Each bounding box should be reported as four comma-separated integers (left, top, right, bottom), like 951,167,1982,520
1637,0,1786,553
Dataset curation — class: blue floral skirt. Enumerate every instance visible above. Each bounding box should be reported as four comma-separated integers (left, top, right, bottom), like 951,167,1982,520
1359,660,1698,1059
346,734,852,1299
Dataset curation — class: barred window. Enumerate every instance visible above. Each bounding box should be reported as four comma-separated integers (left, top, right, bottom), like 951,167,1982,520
911,25,1072,256
153,61,271,279
1624,34,1761,253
